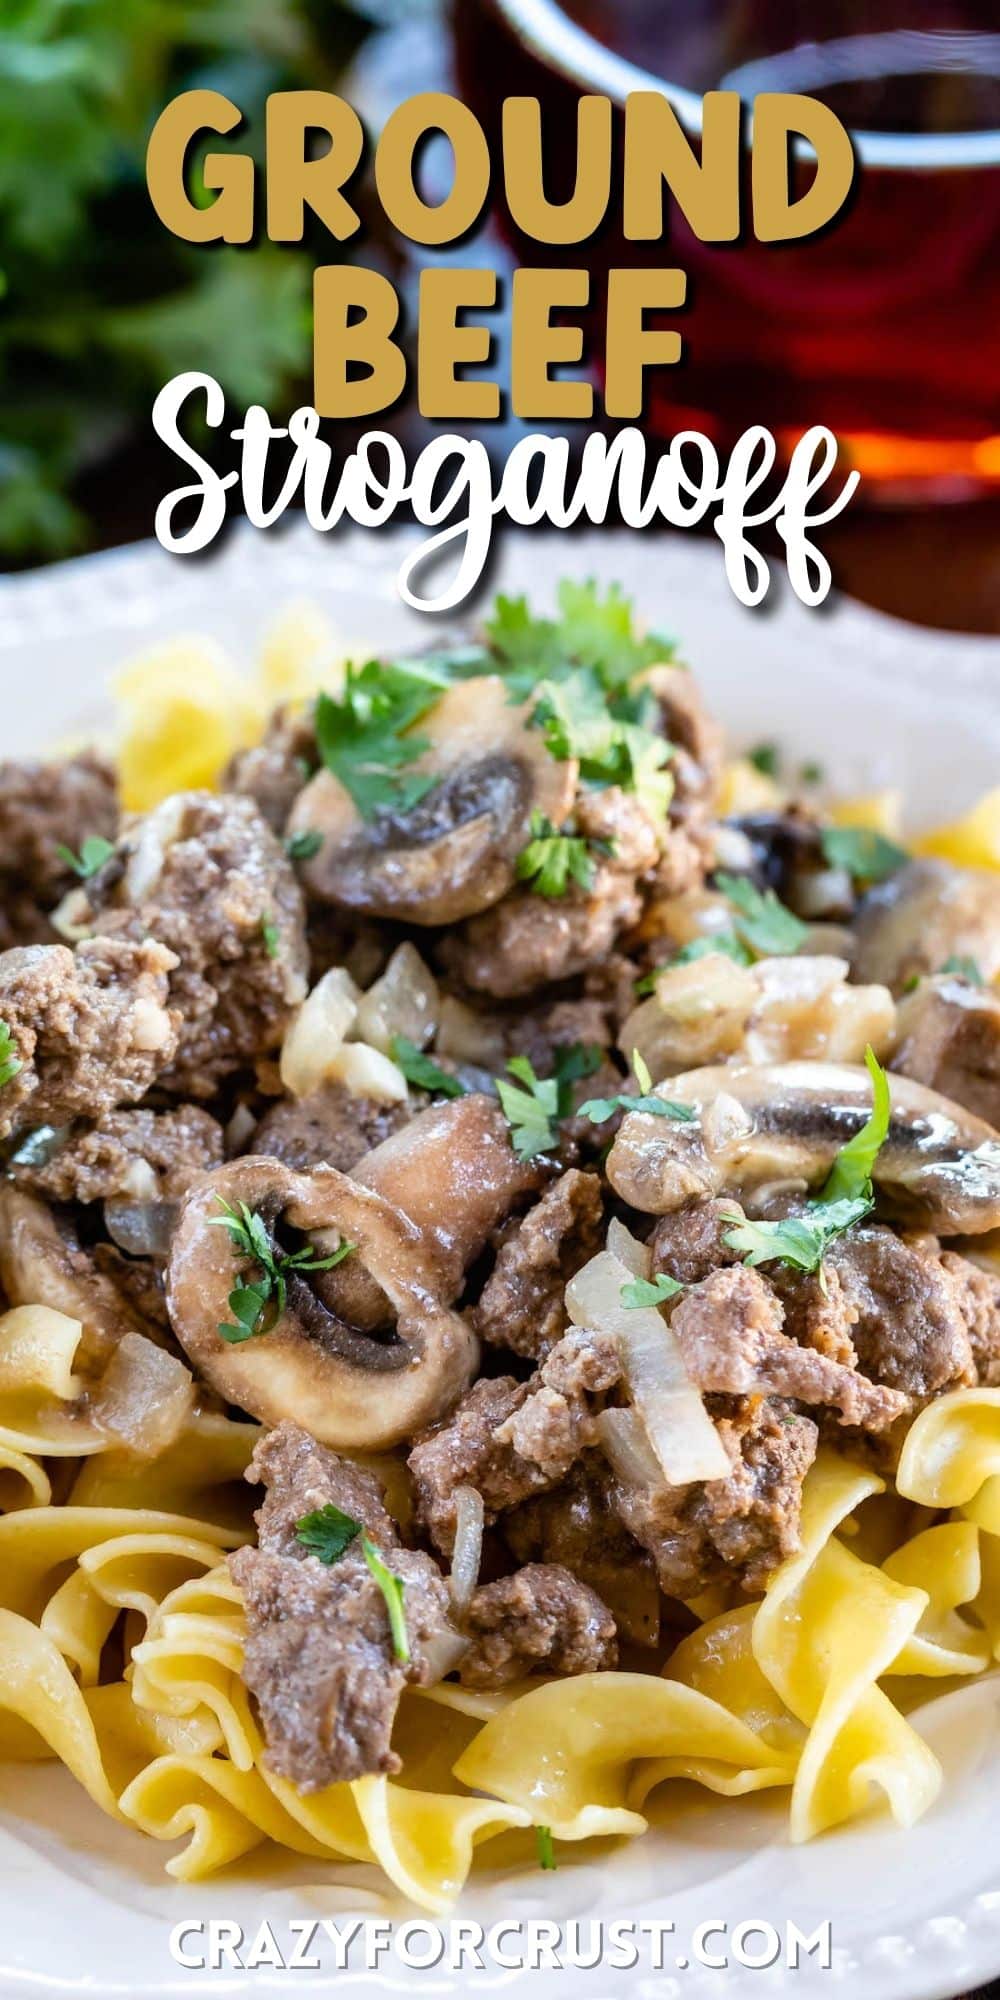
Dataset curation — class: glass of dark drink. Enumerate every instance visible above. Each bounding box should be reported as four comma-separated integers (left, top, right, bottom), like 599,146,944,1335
453,0,1000,499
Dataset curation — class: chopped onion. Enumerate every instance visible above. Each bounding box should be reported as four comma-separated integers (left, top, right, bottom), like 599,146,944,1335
605,1217,649,1279
91,1332,195,1459
449,1483,484,1614
125,795,186,902
354,942,439,1056
421,1628,470,1683
566,1247,729,1486
224,1102,257,1155
104,1199,177,1260
596,1406,664,1490
280,967,360,1098
326,1042,408,1104
435,995,507,1066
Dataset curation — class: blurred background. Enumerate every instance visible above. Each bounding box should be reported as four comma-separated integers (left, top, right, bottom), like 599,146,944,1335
0,0,997,632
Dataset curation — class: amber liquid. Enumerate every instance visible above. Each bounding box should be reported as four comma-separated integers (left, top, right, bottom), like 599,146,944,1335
453,1,1000,496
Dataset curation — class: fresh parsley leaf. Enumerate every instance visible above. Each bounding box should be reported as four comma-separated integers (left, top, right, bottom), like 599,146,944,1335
819,826,909,884
361,1539,410,1662
723,1047,891,1275
296,1503,363,1565
674,931,753,968
529,669,674,822
314,657,451,820
486,580,673,699
620,1272,685,1309
0,1021,22,1092
260,915,281,959
939,955,984,986
391,1036,466,1098
55,834,115,880
800,760,825,786
208,1194,354,1343
722,1199,874,1278
821,1045,891,1205
748,742,780,778
495,1045,602,1158
294,1507,409,1662
535,1824,557,1871
578,1049,696,1127
716,872,809,957
285,829,323,863
515,811,612,900
496,1057,562,1160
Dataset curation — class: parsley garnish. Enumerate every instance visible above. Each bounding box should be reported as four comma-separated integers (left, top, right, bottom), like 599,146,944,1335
496,1044,602,1159
535,1824,557,1870
496,1056,562,1162
715,872,809,957
515,811,613,900
295,1503,361,1564
723,1046,891,1277
748,742,780,778
285,829,323,863
819,826,909,885
260,915,281,959
620,1272,685,1309
314,656,452,820
578,1049,696,1128
390,1036,466,1098
0,1021,22,1091
208,1195,354,1343
295,1506,410,1663
530,669,674,821
939,955,984,986
55,834,115,880
486,579,673,699
800,760,825,786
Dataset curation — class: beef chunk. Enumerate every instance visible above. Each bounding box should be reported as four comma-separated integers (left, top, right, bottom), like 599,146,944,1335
0,938,178,1141
459,1564,617,1687
253,1083,409,1174
892,975,1000,1129
439,786,665,1000
827,1225,978,1397
229,1423,455,1790
409,1325,620,1555
649,1197,743,1288
0,751,117,950
671,1265,908,1430
505,1460,660,1645
84,793,308,1094
614,1398,818,1597
12,1103,223,1204
475,1170,604,1359
939,1250,1000,1385
223,708,314,835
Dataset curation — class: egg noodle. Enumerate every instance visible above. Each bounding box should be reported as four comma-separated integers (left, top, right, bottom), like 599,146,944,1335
2,1300,1000,1907
3,607,998,1909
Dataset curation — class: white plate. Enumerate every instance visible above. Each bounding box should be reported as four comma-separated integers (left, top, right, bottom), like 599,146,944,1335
1,526,999,2000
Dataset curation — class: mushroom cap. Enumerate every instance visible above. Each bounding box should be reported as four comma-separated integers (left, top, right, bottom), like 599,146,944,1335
852,858,1000,994
606,1058,1000,1236
287,678,577,925
165,1158,479,1449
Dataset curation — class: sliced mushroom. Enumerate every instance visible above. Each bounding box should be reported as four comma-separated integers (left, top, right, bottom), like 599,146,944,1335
286,677,576,925
353,1093,545,1294
0,1184,165,1373
852,858,1000,993
309,1093,545,1333
606,1059,1000,1236
166,1158,479,1448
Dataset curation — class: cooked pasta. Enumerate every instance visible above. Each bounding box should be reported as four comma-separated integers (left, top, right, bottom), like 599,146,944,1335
0,580,998,1908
